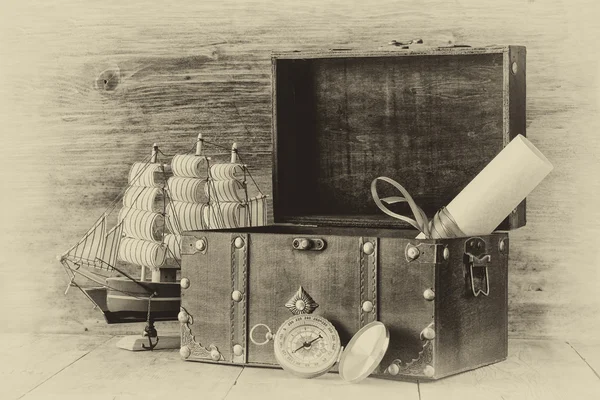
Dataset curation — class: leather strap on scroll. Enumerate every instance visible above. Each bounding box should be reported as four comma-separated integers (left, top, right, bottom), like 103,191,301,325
371,177,465,239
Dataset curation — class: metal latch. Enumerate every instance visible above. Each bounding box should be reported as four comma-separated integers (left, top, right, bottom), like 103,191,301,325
437,44,472,48
388,38,423,49
292,238,326,251
464,237,491,297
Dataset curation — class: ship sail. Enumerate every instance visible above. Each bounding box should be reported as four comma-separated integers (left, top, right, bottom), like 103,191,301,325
59,137,268,328
123,186,163,212
171,153,207,178
164,233,181,260
128,162,164,188
166,201,205,233
205,178,245,203
118,237,167,269
164,152,209,261
201,161,267,229
118,207,165,242
117,155,169,273
167,177,206,203
164,141,268,261
247,195,268,227
60,214,107,269
101,223,123,269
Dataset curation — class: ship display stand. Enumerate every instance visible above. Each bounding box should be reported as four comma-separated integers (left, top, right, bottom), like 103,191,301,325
58,134,268,351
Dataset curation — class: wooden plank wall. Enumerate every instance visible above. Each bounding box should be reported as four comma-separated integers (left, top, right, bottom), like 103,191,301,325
0,0,598,339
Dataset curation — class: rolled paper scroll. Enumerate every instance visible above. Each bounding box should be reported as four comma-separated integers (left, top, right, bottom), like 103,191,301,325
444,134,552,236
372,135,553,238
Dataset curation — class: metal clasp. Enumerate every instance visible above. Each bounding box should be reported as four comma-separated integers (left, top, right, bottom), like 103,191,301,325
464,237,491,297
388,38,423,48
292,238,326,251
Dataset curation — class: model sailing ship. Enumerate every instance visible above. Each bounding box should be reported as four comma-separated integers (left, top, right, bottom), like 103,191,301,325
58,134,267,350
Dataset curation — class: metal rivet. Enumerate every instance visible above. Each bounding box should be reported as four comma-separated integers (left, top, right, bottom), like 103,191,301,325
180,346,191,359
362,300,374,313
195,239,206,251
210,349,221,361
406,245,420,261
232,290,243,302
178,311,189,324
363,242,374,255
499,238,508,253
387,364,400,376
299,239,311,250
295,300,306,311
511,62,518,75
233,344,243,356
422,327,436,340
234,237,244,249
423,365,435,378
180,278,190,289
443,247,450,260
423,288,435,301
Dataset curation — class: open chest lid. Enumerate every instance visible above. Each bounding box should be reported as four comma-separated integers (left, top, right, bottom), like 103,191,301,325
272,45,526,230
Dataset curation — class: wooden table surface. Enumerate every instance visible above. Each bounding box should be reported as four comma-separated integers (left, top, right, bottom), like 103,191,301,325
0,0,599,343
1,334,598,400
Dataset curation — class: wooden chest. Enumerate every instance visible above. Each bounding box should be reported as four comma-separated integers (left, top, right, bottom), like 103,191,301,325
179,45,526,381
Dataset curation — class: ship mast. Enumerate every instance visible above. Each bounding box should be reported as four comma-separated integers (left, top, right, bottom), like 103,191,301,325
196,133,203,156
139,143,159,281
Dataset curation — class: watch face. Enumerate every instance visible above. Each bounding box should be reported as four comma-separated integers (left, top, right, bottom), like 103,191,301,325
274,314,341,379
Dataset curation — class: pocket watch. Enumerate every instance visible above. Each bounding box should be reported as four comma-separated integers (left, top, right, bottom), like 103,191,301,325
273,313,341,379
251,286,390,383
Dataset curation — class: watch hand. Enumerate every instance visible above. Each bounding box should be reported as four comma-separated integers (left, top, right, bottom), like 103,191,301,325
292,343,307,353
291,335,323,353
306,335,322,346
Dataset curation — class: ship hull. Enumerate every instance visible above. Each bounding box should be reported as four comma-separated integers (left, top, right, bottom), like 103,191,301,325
83,277,180,324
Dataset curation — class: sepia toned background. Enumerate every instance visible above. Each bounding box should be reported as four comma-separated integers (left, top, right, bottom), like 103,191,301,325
0,0,598,342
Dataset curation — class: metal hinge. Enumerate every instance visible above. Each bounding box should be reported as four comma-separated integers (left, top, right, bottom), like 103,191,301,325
405,242,449,264
181,235,208,256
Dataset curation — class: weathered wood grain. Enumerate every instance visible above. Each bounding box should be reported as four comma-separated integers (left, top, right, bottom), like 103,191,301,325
569,341,600,379
419,339,600,399
0,0,599,341
223,366,420,400
18,336,243,400
0,334,110,400
3,334,599,399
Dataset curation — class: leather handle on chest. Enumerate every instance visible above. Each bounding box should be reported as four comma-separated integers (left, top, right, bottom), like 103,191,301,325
230,234,249,363
359,237,378,327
